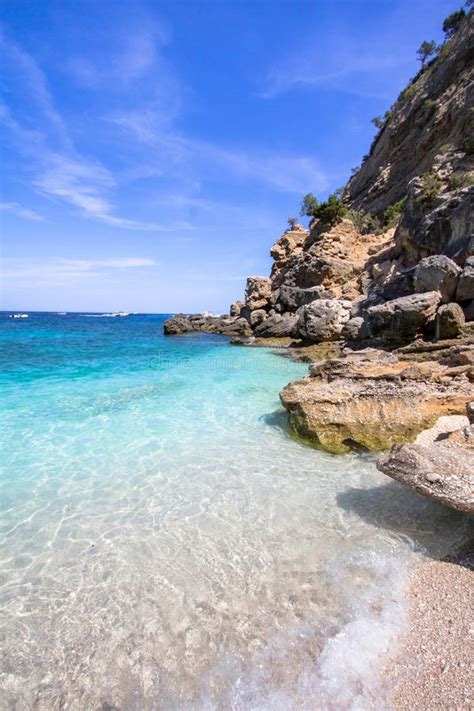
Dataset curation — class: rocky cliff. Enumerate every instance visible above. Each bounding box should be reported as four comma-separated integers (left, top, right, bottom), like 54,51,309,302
164,9,474,473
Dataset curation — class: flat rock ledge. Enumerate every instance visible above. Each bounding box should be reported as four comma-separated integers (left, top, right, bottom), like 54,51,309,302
280,347,474,454
377,414,474,514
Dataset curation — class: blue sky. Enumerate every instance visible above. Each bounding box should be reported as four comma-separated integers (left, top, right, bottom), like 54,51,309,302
1,0,462,313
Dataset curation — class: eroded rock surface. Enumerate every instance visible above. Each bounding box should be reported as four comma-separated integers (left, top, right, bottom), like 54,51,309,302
377,418,474,513
280,348,474,454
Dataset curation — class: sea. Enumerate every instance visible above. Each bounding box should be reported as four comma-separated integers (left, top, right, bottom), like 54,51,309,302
0,312,469,710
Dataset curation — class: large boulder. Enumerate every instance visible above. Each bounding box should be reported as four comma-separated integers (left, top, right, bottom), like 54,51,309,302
163,313,193,335
435,303,465,340
245,276,272,311
377,422,474,514
456,257,474,301
296,299,352,342
254,312,298,338
277,284,331,312
414,255,461,303
364,291,441,341
280,349,473,454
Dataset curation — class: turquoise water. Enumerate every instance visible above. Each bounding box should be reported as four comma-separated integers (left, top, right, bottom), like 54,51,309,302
0,313,469,710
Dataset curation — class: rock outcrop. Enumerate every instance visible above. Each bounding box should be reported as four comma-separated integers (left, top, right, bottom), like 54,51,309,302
377,408,474,513
280,348,474,454
164,313,251,336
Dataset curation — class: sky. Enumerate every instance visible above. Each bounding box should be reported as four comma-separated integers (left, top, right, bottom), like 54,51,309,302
0,0,463,313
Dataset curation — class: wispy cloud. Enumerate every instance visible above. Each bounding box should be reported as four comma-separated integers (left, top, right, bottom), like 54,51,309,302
109,112,328,194
2,257,158,287
1,31,186,232
259,12,415,101
0,202,45,221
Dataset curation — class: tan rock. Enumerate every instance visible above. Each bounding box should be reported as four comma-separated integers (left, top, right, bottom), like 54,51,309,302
280,349,474,454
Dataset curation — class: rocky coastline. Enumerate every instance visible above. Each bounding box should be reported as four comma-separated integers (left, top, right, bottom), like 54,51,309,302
164,13,474,511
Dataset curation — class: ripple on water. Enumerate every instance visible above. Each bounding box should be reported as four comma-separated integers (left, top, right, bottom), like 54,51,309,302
0,314,471,709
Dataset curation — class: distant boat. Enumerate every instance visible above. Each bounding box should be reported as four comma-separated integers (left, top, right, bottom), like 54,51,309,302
111,311,129,317
10,313,29,319
57,312,67,315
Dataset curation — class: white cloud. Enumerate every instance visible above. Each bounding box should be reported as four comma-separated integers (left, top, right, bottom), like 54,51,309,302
2,257,158,287
0,202,45,221
109,114,328,194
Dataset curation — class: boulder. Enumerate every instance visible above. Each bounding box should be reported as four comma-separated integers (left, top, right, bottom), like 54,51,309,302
254,313,298,338
296,299,352,342
230,300,245,317
435,303,465,340
377,440,474,514
245,276,272,311
414,255,461,303
364,291,441,341
270,226,307,269
456,257,474,301
163,313,193,335
280,349,473,454
463,300,474,321
341,316,367,341
249,308,267,327
278,284,330,312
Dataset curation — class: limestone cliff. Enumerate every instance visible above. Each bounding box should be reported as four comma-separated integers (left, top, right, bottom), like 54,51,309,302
345,10,473,216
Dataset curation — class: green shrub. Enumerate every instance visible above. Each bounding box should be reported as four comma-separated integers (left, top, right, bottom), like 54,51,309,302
371,116,384,129
448,171,474,190
313,194,349,225
420,172,443,203
461,136,474,155
443,9,465,37
349,209,382,234
288,217,298,229
300,193,319,218
415,98,438,127
398,83,418,106
383,197,407,227
416,40,437,67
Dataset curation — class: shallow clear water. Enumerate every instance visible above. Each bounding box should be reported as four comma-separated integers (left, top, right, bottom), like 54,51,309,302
0,313,470,710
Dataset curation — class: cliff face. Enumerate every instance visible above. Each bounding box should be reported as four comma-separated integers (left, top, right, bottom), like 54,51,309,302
345,12,474,216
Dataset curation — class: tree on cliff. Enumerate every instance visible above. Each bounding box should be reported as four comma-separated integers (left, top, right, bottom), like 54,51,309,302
287,217,298,229
300,193,319,217
442,8,465,37
416,40,437,67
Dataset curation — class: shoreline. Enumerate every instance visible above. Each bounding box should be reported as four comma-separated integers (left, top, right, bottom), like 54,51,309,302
386,546,473,710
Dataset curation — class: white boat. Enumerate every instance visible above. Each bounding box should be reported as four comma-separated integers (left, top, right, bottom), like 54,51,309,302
112,311,129,317
10,313,29,319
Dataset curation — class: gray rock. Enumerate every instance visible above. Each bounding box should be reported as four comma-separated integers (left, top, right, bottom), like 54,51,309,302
278,284,330,312
377,442,474,514
364,291,441,341
456,257,474,301
163,313,193,335
435,303,465,340
414,255,461,303
230,300,245,317
296,299,352,342
254,313,298,338
342,316,367,341
249,309,267,327
245,276,272,311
